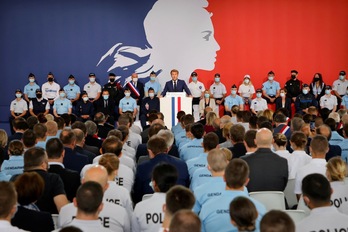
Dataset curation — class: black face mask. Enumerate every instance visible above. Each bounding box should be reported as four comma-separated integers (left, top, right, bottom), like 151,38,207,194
36,93,42,98
48,77,54,82
314,77,320,82
109,78,115,83
291,75,296,79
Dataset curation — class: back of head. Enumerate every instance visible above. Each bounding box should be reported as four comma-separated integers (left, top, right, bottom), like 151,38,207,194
256,116,269,129
260,210,295,232
342,114,348,124
13,117,28,131
46,138,64,159
328,112,340,123
94,112,105,124
262,109,273,122
118,114,130,126
98,153,120,176
76,181,103,215
230,124,245,143
22,129,37,148
232,105,240,115
83,165,108,189
0,129,8,148
107,129,123,140
248,115,258,129
207,148,228,173
326,157,347,182
203,132,219,151
273,133,287,147
157,129,175,149
169,210,201,232
244,130,257,148
222,122,233,139
220,115,232,126
290,131,307,149
85,120,97,136
60,128,76,145
148,123,166,138
54,117,65,130
27,116,39,129
117,125,129,142
242,111,252,123
190,123,204,139
8,140,24,156
152,163,178,193
324,118,337,132
0,181,17,219
291,117,305,132
182,114,195,127
224,158,249,189
274,113,287,124
177,111,186,121
61,113,72,126
71,121,87,135
302,173,331,207
24,147,47,170
206,112,217,126
147,135,168,155
337,109,347,120
101,136,123,157
316,124,332,140
310,135,329,156
14,172,44,205
320,108,331,121
259,121,273,132
302,114,313,124
73,128,85,144
46,120,58,136
229,196,258,232
255,128,273,148
33,123,47,139
165,186,195,215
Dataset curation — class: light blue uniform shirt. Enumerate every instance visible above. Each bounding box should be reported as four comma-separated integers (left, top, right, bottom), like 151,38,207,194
338,139,348,163
175,130,187,147
119,97,137,112
36,141,47,149
262,80,280,96
1,155,24,175
186,153,207,178
179,138,204,161
0,172,11,181
63,84,81,100
144,81,161,95
224,95,244,109
171,123,184,136
329,131,344,146
200,190,267,232
342,95,348,109
190,167,212,191
53,98,72,115
24,83,40,98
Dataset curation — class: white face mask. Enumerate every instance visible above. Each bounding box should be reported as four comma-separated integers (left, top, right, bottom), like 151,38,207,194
82,97,89,101
244,79,250,84
60,93,66,98
231,90,237,95
16,93,22,98
280,92,285,97
133,78,138,82
149,93,155,98
69,80,75,85
268,76,274,81
339,75,345,80
325,89,331,95
89,77,95,83
125,92,131,97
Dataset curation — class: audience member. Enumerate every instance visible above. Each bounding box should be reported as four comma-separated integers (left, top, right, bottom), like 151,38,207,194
273,133,291,160
33,123,47,149
260,210,295,232
229,196,258,232
84,120,103,149
316,124,342,161
228,124,247,159
243,130,257,155
179,123,204,161
169,210,201,232
2,140,24,176
73,128,96,163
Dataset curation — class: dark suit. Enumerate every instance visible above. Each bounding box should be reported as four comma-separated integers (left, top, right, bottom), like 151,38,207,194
228,142,247,159
135,144,180,162
95,97,116,125
48,164,81,202
7,132,23,144
275,97,292,116
75,145,96,163
85,134,103,149
84,144,100,156
127,81,145,105
161,79,192,96
97,124,113,139
273,123,292,140
132,153,190,204
63,147,89,173
326,144,342,161
12,206,54,232
241,148,288,192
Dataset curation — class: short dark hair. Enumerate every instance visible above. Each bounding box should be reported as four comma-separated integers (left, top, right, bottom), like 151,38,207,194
107,129,123,140
24,147,46,170
54,117,65,130
61,113,72,126
148,123,165,138
101,136,123,157
14,172,44,205
116,125,129,142
274,113,287,123
310,135,329,155
256,116,269,128
224,159,249,189
76,181,103,214
230,124,245,143
46,138,64,159
302,173,331,205
33,123,47,139
0,181,17,218
229,196,258,232
169,210,201,232
324,118,337,132
260,210,295,232
27,116,39,129
203,132,219,151
12,117,28,130
71,121,87,134
60,128,76,145
244,130,257,148
182,114,194,127
177,111,186,121
147,136,168,155
152,163,178,193
166,186,195,215
190,123,204,139
22,129,37,147
290,131,307,149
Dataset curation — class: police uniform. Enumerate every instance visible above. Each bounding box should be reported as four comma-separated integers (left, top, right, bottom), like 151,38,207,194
119,96,137,113
174,130,187,147
333,79,348,96
104,181,133,217
42,81,60,100
199,190,266,232
342,94,348,109
75,100,94,120
53,98,72,115
224,94,244,109
250,98,268,112
238,83,255,98
337,139,348,163
287,150,312,179
63,83,80,100
24,83,40,100
126,131,142,151
57,219,113,232
83,82,101,99
186,153,207,178
295,93,318,113
29,98,50,115
330,181,348,213
285,79,301,99
144,81,161,96
209,83,226,99
179,138,204,162
171,123,184,136
262,80,280,97
190,167,212,191
10,99,28,115
131,193,166,232
320,94,337,110
1,155,24,176
296,206,348,232
329,131,344,146
58,201,130,232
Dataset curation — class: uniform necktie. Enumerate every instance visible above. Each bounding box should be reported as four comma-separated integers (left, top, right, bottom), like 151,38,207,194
174,81,177,92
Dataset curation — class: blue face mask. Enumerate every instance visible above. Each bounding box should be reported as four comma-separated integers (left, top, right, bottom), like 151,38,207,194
256,93,262,98
29,78,35,83
150,76,156,81
215,77,220,82
69,80,75,85
59,93,65,98
325,89,331,95
204,93,210,98
103,95,109,100
192,77,197,82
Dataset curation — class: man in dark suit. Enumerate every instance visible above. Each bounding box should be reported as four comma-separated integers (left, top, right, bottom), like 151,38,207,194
125,73,145,106
71,121,100,156
273,113,292,140
242,128,288,192
84,120,103,149
73,128,96,163
132,135,189,204
94,112,113,139
60,128,89,173
228,124,247,159
95,89,116,125
160,69,192,97
46,138,81,202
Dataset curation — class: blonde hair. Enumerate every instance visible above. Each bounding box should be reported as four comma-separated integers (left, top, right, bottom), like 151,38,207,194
206,111,217,126
98,153,120,176
220,147,232,161
45,114,54,121
326,157,347,181
207,148,228,172
0,129,8,148
262,109,274,122
222,122,233,138
273,133,287,147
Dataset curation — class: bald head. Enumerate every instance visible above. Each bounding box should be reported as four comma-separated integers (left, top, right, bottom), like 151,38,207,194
255,128,273,148
83,165,108,190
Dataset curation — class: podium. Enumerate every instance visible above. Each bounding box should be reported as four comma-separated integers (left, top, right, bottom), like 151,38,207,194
160,92,192,130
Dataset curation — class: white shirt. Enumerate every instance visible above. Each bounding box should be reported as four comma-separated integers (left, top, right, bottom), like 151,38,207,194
104,181,133,217
320,94,337,110
210,83,227,98
250,98,268,112
294,159,327,194
83,82,102,98
131,192,166,232
42,81,60,100
58,201,130,232
127,132,142,150
130,124,142,135
188,81,205,98
330,181,348,214
332,79,348,95
123,143,136,160
296,206,348,232
0,221,27,232
93,154,135,173
275,150,291,160
238,84,255,98
10,99,28,113
56,219,113,232
287,150,312,179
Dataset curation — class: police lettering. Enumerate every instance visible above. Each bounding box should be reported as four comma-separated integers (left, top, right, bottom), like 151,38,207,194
106,198,120,205
115,177,124,186
145,212,163,224
99,217,110,228
313,228,348,232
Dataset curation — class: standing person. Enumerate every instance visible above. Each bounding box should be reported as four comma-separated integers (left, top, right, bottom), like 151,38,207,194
332,70,348,109
285,70,302,102
125,73,145,107
42,72,60,108
262,71,280,104
83,73,101,103
310,73,326,102
139,88,160,128
224,84,244,114
53,89,72,117
275,88,292,117
63,75,81,113
320,85,338,113
144,71,161,97
75,91,94,122
23,73,40,102
160,69,192,97
238,74,255,106
210,73,227,117
29,89,50,117
103,72,124,121
250,89,267,115
188,71,205,121
10,90,28,132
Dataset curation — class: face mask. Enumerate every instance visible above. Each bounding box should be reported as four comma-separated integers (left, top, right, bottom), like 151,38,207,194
103,95,109,100
89,77,95,83
109,78,115,83
150,76,156,81
340,75,345,80
291,74,296,79
48,77,54,82
314,77,320,82
204,93,210,98
215,77,220,82
268,76,274,81
133,78,138,82
69,80,75,85
60,93,66,98
280,92,285,97
29,78,35,83
231,90,237,95
192,77,197,82
256,93,262,98
244,79,250,84
36,93,42,99
125,92,131,97
325,89,331,95
302,89,308,95
16,93,22,98
149,93,155,98
82,97,89,101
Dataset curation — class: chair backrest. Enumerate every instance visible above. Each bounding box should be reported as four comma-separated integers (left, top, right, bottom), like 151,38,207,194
249,191,286,211
284,179,297,208
283,210,307,223
51,214,59,229
296,195,311,216
142,193,153,201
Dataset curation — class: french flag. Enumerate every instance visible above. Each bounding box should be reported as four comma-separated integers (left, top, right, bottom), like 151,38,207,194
171,97,182,128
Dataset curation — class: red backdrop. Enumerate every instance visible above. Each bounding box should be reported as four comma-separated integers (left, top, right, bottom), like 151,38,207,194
196,0,348,92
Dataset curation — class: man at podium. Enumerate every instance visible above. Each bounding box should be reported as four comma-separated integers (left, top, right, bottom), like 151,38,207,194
160,69,192,97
